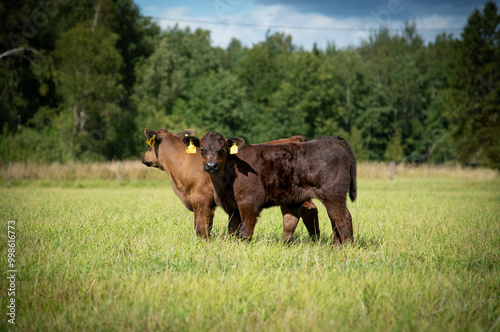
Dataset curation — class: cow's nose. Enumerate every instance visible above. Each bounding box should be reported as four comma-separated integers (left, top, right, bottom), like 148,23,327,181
204,162,220,173
142,158,152,167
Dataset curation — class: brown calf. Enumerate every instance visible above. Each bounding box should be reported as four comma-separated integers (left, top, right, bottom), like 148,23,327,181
183,131,357,244
142,129,319,240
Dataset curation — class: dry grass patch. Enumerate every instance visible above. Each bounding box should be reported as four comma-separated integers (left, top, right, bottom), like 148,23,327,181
1,161,497,183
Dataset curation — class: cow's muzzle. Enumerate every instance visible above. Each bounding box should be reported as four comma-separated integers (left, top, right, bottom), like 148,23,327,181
204,162,220,174
142,158,153,167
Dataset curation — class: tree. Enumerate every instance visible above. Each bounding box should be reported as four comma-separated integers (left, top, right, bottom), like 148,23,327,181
384,129,405,163
52,23,123,159
173,69,247,139
223,38,245,70
233,32,295,142
421,33,456,163
132,26,225,152
329,46,361,129
345,126,368,161
446,1,500,167
267,49,337,140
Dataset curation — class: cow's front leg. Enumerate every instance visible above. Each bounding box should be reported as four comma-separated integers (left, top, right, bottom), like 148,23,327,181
192,202,215,238
238,204,259,241
227,210,242,236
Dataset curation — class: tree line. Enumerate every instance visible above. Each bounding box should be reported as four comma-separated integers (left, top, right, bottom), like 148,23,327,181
1,0,499,167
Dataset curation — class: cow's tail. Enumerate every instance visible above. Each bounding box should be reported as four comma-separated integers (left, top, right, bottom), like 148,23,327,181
349,153,357,202
335,137,357,202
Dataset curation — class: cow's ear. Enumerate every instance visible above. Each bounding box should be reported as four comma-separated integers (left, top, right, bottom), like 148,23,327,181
181,136,200,154
145,129,156,146
181,136,200,147
291,134,307,142
227,137,245,148
145,128,156,139
176,129,195,137
145,129,163,146
227,137,245,155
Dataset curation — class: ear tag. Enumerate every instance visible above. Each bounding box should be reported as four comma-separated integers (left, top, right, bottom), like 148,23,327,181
230,142,238,155
186,141,196,154
146,135,156,147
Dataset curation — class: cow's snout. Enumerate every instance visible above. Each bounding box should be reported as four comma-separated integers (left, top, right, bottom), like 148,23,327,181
142,158,152,167
204,162,220,173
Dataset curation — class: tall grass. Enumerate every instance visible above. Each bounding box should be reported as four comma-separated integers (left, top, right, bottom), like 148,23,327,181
0,165,499,331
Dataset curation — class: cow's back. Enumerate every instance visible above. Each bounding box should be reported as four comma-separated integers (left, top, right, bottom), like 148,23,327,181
233,137,352,206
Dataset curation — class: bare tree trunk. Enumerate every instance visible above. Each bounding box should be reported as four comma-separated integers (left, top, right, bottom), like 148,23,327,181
71,104,79,155
92,0,101,31
346,85,350,125
80,110,86,132
78,0,102,134
0,47,39,60
346,85,350,110
73,104,79,135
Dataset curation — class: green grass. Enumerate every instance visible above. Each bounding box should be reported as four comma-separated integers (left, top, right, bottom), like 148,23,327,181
1,175,499,331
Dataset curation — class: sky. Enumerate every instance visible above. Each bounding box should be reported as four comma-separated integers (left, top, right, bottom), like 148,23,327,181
134,0,494,50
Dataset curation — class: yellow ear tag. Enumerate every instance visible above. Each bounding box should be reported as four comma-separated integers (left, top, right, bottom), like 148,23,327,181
146,135,156,147
230,143,238,155
186,141,196,154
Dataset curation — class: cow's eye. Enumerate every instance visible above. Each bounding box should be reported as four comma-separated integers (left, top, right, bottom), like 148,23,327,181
200,148,206,154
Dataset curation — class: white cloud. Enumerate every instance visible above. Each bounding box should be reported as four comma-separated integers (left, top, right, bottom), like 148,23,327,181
144,6,158,12
156,5,370,49
161,6,192,17
417,14,466,30
154,5,466,50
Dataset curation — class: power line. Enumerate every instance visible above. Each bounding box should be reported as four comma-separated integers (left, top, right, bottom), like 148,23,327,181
68,7,465,32
69,6,464,32
148,16,464,32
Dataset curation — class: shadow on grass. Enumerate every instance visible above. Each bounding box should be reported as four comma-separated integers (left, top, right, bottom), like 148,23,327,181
281,233,384,250
354,234,383,250
207,227,384,251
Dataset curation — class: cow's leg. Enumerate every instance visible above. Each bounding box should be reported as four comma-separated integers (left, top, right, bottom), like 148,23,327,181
322,197,353,245
192,203,215,238
238,205,259,241
280,205,300,242
298,200,320,241
227,210,242,236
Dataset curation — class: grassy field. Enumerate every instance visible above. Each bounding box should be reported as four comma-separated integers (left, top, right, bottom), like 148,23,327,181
1,163,499,331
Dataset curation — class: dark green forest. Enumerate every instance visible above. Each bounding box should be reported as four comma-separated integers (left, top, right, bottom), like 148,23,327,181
1,0,499,167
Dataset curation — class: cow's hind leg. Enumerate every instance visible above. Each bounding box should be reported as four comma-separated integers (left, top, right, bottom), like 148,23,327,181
280,205,301,242
322,197,353,245
298,200,320,241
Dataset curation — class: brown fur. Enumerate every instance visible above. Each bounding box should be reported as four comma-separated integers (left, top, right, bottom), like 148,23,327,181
142,129,319,240
186,131,357,244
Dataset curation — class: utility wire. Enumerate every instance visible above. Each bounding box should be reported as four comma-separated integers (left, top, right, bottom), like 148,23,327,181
69,7,465,32
148,16,464,32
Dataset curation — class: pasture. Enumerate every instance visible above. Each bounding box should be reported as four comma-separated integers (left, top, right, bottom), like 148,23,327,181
1,163,499,331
